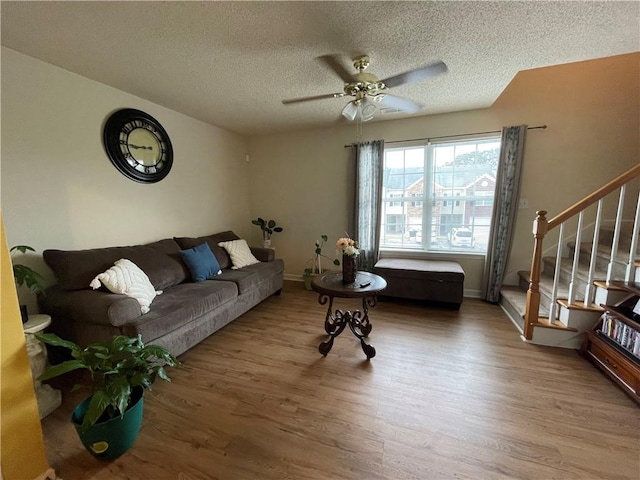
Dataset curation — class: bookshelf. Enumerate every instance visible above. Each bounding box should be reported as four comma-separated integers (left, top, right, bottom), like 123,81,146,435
581,281,640,404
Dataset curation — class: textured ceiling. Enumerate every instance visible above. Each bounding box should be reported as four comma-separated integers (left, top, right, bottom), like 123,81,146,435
1,1,638,136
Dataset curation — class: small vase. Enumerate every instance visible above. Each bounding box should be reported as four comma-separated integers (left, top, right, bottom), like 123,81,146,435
262,238,272,248
342,254,357,284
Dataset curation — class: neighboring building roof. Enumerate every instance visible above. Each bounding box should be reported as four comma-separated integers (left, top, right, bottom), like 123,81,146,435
383,164,496,190
434,164,496,189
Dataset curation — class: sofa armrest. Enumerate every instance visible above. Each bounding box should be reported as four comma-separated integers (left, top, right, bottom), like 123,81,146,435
250,247,275,262
40,285,142,328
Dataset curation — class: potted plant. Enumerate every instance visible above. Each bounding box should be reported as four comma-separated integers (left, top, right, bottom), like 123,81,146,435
11,245,45,323
36,333,179,460
252,217,283,248
303,235,339,291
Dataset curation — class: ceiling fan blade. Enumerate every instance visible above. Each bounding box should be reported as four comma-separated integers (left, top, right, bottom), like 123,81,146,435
377,94,424,114
317,55,356,83
381,61,448,88
282,93,344,105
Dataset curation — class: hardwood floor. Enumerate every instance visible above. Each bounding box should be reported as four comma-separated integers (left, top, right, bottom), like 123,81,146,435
41,281,639,480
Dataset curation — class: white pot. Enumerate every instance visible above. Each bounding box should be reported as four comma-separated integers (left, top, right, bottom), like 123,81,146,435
263,239,272,248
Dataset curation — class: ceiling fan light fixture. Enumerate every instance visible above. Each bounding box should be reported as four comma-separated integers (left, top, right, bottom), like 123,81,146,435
342,98,377,122
359,97,376,122
341,101,358,121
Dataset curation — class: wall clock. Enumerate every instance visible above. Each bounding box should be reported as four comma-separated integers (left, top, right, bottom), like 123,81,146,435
103,109,173,183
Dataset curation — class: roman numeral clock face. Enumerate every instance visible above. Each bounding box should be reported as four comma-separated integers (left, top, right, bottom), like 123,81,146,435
103,109,173,183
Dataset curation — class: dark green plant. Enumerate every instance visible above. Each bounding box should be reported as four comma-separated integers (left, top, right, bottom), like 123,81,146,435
36,333,179,429
10,245,44,294
303,235,339,276
251,218,283,239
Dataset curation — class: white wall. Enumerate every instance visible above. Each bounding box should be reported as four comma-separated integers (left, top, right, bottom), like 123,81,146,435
249,53,639,294
1,47,251,311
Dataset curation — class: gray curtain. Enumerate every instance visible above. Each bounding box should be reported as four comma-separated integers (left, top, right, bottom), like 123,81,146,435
481,125,527,302
354,140,384,271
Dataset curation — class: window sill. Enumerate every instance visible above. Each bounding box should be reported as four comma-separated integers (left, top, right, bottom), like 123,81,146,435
379,248,486,261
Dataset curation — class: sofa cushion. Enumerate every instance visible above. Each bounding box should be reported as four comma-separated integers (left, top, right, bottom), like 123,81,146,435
44,239,189,291
126,280,238,342
179,242,222,282
174,231,240,270
211,259,284,294
89,258,161,314
217,239,260,269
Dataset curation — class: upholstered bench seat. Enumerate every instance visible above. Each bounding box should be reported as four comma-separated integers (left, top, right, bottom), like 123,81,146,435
373,258,465,309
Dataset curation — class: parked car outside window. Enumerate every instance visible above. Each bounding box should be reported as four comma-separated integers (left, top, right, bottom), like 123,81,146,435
448,228,475,247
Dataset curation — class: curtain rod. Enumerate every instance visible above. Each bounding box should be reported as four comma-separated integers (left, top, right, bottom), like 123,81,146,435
343,125,547,148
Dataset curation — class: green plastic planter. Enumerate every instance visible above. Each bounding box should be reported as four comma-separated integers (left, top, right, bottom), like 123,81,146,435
71,387,144,461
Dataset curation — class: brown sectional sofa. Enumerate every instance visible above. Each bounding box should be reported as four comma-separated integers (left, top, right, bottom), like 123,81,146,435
40,231,284,357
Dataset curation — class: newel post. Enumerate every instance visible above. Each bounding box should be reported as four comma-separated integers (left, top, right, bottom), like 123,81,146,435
523,210,548,340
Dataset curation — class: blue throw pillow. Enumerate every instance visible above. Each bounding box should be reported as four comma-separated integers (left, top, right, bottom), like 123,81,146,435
179,242,222,282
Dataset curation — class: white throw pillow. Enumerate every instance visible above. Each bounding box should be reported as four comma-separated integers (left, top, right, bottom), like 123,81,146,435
217,239,260,270
89,259,161,314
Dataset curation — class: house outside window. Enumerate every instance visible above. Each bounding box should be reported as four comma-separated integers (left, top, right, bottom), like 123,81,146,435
380,137,500,252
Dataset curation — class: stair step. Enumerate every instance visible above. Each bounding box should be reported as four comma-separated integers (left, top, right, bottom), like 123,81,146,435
518,270,586,306
499,285,549,319
530,316,578,332
593,280,627,291
598,225,639,249
542,256,608,286
555,299,603,312
572,241,636,273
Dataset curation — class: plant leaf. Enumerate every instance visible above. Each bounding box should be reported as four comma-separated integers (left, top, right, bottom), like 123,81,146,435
156,366,171,382
333,259,340,265
10,245,35,254
267,220,276,228
35,333,81,353
82,390,111,429
110,377,132,416
273,227,283,232
37,359,87,381
321,235,328,242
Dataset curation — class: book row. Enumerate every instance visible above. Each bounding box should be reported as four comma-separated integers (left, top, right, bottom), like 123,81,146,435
599,312,640,359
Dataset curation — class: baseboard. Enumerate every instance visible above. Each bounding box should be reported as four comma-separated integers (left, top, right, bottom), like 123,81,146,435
284,273,304,282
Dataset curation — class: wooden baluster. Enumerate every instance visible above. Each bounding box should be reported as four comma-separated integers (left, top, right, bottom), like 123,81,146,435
524,211,548,340
568,212,585,304
549,222,565,322
606,186,625,283
584,200,603,306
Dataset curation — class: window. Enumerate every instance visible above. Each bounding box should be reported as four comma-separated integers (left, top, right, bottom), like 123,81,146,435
389,193,402,207
386,214,403,233
380,137,500,252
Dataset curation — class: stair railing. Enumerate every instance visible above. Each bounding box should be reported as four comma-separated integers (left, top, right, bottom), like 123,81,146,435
523,164,640,340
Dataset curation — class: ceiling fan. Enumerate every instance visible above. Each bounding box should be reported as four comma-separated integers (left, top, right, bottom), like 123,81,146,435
282,54,448,122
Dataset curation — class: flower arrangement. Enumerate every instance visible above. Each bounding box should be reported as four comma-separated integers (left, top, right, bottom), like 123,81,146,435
336,236,360,257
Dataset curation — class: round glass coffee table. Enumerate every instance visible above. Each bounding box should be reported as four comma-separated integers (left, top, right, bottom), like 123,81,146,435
311,271,387,359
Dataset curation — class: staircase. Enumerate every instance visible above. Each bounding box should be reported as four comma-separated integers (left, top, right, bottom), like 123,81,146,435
500,164,640,349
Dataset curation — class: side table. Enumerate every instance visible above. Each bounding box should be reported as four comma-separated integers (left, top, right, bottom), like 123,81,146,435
24,314,62,419
311,271,387,359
